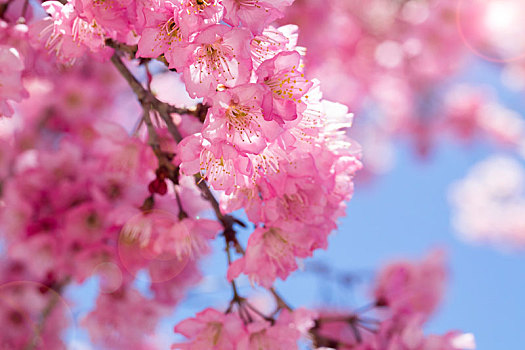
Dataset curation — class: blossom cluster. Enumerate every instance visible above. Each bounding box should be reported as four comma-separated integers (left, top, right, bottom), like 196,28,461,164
172,252,475,350
0,0,476,348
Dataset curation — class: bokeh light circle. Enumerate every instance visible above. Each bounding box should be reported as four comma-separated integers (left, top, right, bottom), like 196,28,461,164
117,209,191,284
91,262,123,294
457,0,525,62
0,280,76,349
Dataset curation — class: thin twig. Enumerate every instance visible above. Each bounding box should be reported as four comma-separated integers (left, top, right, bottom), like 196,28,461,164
224,238,243,313
21,0,29,18
269,287,292,312
350,322,362,343
142,106,177,177
25,278,71,350
105,38,170,66
142,105,159,149
174,187,188,220
110,52,197,126
244,301,274,323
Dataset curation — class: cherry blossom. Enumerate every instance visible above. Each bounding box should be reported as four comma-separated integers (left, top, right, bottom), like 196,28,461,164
222,0,294,35
0,46,27,117
168,25,253,97
373,250,446,320
173,308,245,350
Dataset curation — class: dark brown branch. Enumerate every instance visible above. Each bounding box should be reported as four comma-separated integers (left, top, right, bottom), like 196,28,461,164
174,187,188,220
105,38,170,67
224,238,243,313
142,105,178,179
269,287,292,312
154,101,183,143
309,312,382,348
110,52,201,132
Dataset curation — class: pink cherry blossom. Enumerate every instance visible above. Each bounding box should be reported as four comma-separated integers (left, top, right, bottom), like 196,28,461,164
250,24,303,69
222,0,294,35
227,222,313,287
136,1,184,59
237,311,300,350
203,83,283,154
0,46,27,117
40,1,112,63
173,308,245,350
167,25,253,97
256,50,311,123
373,250,447,320
82,287,171,349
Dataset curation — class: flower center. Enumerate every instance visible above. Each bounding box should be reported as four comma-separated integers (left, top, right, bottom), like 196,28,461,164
195,41,236,81
225,103,262,143
186,0,213,13
264,68,309,102
263,228,292,263
161,18,183,43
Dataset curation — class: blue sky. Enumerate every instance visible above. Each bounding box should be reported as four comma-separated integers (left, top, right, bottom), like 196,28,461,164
320,140,525,350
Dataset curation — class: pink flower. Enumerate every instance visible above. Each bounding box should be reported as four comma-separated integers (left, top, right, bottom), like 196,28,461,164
39,2,111,63
250,24,303,69
203,83,283,154
167,25,253,97
449,156,525,249
0,46,28,117
0,279,70,349
237,311,300,350
256,51,311,123
149,260,202,305
227,221,312,287
173,308,245,350
222,0,294,34
177,134,257,192
72,0,137,41
151,217,222,258
62,203,107,244
373,250,447,320
136,1,185,59
9,235,59,280
379,314,476,350
120,208,220,265
82,287,170,349
179,0,224,33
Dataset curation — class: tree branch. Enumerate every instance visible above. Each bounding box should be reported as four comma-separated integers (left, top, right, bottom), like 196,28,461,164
105,38,170,67
112,48,294,325
110,52,202,130
25,278,70,350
